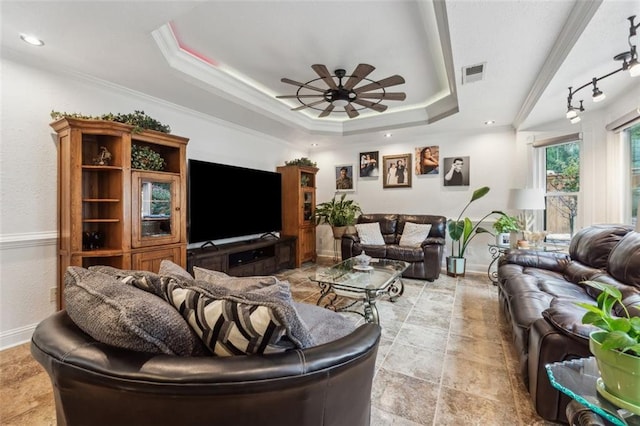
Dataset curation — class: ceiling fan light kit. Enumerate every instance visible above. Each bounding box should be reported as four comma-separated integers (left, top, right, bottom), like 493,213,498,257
565,15,639,123
277,63,406,119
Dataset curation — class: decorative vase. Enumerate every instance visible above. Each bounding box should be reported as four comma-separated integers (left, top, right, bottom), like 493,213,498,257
589,331,640,410
446,256,466,277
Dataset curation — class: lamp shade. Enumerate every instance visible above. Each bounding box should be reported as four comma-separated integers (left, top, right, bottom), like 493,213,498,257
508,188,546,210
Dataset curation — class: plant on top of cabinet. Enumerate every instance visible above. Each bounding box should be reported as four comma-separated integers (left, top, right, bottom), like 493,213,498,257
284,157,317,167
50,110,171,133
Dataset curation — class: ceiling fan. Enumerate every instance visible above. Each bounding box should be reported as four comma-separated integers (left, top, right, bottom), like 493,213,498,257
277,64,406,119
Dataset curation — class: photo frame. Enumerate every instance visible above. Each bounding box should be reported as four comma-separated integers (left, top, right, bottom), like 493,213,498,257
359,151,380,178
443,156,470,186
415,145,440,175
335,164,356,192
382,154,412,188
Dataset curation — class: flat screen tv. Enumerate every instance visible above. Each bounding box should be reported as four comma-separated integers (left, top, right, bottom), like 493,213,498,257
187,159,282,244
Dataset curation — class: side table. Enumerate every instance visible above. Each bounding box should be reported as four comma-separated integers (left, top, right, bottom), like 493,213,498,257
487,243,509,284
546,357,639,425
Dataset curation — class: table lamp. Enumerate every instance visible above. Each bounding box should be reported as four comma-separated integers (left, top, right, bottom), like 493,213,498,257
508,188,546,247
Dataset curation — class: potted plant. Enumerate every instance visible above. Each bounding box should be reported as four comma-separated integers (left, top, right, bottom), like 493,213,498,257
313,193,362,239
447,186,506,276
575,281,640,410
492,214,520,247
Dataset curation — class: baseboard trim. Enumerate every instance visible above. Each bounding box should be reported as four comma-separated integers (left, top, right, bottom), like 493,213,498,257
0,323,37,351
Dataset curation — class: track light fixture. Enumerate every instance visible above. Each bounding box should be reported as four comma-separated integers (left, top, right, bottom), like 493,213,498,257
565,15,639,123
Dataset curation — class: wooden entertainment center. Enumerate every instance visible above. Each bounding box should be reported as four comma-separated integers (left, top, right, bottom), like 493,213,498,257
187,236,296,277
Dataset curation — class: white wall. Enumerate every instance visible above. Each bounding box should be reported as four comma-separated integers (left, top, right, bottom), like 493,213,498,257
310,128,524,271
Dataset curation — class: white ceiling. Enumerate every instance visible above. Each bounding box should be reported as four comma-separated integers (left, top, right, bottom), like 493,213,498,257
2,0,639,151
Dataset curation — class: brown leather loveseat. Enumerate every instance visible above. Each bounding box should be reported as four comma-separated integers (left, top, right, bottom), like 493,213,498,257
341,213,446,281
31,263,382,426
497,224,640,423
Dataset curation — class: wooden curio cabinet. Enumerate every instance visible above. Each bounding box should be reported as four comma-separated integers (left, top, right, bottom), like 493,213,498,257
277,165,318,267
51,118,188,309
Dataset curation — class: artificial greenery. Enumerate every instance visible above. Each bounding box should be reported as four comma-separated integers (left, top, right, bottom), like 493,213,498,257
493,215,520,233
576,281,640,356
132,144,165,171
313,193,362,227
285,157,317,167
50,110,171,133
447,186,506,258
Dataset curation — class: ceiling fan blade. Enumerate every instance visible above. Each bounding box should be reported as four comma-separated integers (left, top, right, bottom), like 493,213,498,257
291,99,326,111
345,103,359,119
276,94,324,99
281,78,326,93
353,75,406,94
311,64,338,90
357,92,406,101
352,99,388,113
343,64,375,90
318,104,335,118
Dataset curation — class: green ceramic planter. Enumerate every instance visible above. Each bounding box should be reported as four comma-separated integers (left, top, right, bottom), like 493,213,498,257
590,331,640,407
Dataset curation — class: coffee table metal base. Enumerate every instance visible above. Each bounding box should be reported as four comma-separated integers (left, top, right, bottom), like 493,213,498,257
315,276,404,325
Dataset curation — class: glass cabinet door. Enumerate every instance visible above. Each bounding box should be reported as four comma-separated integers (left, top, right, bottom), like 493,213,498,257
132,172,181,248
302,189,314,222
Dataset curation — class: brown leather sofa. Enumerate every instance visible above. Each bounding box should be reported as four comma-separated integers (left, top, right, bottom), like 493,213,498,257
341,214,446,281
31,310,381,426
497,224,640,423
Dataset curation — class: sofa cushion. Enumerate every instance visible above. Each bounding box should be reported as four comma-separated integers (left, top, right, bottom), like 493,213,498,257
162,277,315,356
569,224,632,269
159,259,195,280
542,298,597,340
292,302,357,345
399,222,432,247
355,222,385,245
64,266,206,356
607,231,640,288
193,266,278,291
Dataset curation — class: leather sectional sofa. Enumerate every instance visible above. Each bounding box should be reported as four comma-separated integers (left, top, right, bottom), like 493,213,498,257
340,213,446,281
497,224,640,423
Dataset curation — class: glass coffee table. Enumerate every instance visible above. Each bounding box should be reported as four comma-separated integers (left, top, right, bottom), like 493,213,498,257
309,258,409,324
546,357,640,425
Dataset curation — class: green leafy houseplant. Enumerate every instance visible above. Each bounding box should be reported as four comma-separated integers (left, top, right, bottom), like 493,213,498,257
313,193,362,227
447,186,506,259
576,281,640,356
493,215,520,234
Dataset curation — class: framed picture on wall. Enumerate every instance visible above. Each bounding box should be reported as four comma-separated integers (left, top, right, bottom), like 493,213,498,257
415,145,440,175
382,154,412,188
443,156,470,186
359,151,379,178
335,164,356,192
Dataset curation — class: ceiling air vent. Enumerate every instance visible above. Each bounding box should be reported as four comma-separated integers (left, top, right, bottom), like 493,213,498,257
462,62,486,85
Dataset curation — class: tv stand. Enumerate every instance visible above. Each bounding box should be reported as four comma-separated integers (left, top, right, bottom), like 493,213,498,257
187,236,296,277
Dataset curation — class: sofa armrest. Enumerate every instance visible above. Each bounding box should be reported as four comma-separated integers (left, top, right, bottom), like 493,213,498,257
341,234,360,260
422,236,445,247
498,250,570,273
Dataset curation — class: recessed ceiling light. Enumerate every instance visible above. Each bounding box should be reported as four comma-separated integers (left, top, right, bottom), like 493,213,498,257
20,33,44,46
484,120,495,125
384,133,392,138
310,143,318,147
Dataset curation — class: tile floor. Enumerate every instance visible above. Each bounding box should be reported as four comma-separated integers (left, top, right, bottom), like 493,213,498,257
0,263,560,425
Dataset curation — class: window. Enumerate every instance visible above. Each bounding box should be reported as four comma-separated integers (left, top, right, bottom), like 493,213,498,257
630,123,640,228
542,142,580,239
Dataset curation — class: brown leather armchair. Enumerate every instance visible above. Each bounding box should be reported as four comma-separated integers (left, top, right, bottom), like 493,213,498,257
31,310,381,426
341,213,446,281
